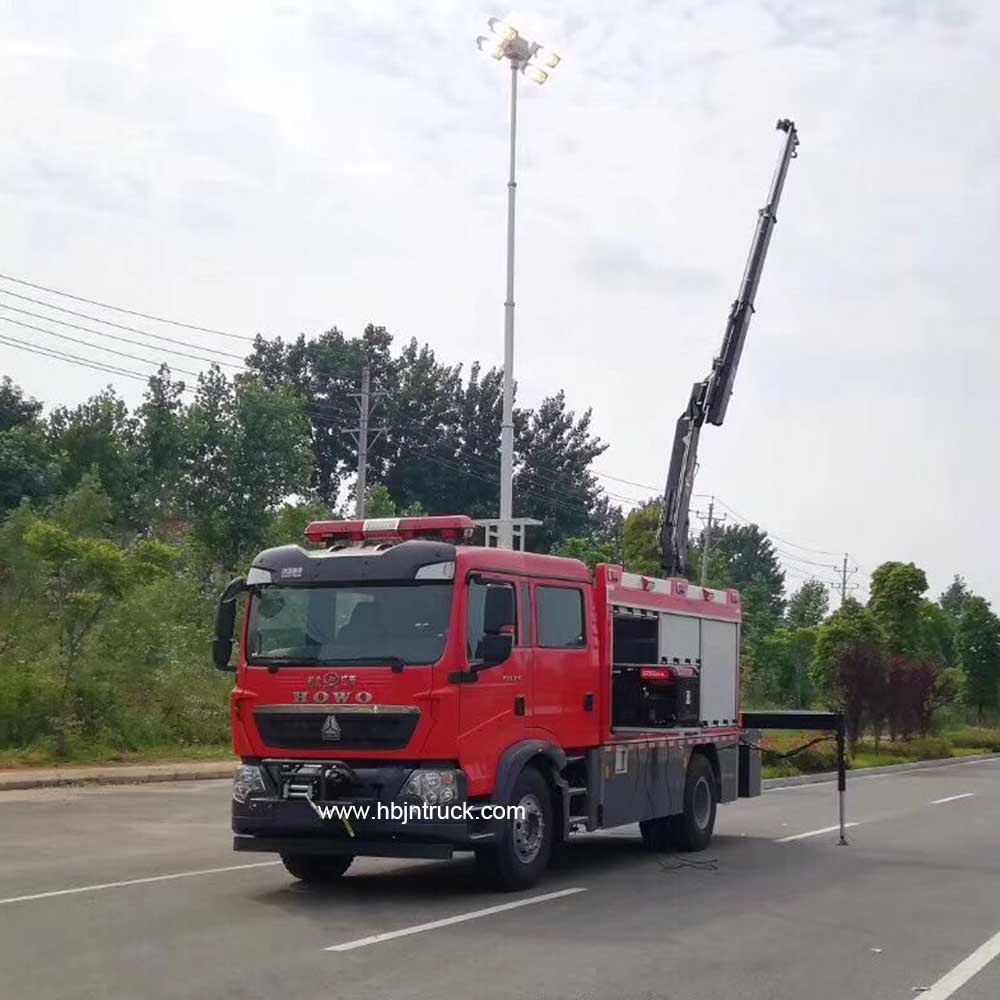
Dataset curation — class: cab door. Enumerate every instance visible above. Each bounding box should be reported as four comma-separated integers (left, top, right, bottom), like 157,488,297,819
458,574,532,788
529,582,599,749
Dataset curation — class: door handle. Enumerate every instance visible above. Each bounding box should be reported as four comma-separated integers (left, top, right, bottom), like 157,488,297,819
583,693,594,712
514,695,526,716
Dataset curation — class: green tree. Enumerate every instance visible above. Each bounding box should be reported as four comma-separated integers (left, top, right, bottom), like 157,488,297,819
811,597,883,707
451,362,505,520
0,424,55,513
920,599,957,667
622,499,662,576
364,483,399,517
957,596,1000,721
379,339,465,514
0,376,42,432
266,501,332,549
869,561,928,656
20,495,175,752
182,368,312,568
515,391,609,553
0,378,55,513
749,625,818,708
706,524,785,644
554,536,615,571
785,579,830,629
939,575,970,624
48,387,140,526
243,325,394,505
135,366,187,524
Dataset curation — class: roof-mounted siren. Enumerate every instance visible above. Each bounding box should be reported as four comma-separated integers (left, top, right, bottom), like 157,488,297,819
305,515,476,547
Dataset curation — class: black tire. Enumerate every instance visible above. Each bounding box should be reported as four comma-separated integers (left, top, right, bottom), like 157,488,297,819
639,817,672,852
668,754,717,852
280,852,353,882
477,767,554,892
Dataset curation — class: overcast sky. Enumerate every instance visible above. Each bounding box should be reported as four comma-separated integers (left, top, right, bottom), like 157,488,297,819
2,0,998,606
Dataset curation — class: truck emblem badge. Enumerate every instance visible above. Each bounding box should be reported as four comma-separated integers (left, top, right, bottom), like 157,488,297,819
321,715,341,741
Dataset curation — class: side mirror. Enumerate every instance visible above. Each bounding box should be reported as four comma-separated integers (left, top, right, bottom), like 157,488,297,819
483,585,515,635
480,632,513,667
213,577,246,672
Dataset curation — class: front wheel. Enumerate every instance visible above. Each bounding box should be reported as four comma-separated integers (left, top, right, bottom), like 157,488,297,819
476,767,554,891
280,853,353,882
668,753,717,851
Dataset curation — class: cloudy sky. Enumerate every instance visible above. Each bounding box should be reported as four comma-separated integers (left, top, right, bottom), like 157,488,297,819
2,1,998,605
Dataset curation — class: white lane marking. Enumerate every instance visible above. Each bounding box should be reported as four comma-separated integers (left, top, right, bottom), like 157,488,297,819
776,822,858,843
324,886,587,951
915,927,1000,999
931,792,975,805
0,861,281,905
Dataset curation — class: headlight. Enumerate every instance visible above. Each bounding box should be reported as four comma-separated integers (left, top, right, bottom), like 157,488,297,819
233,764,266,804
401,769,461,806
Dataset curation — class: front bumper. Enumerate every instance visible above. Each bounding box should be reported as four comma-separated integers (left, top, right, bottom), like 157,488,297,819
232,760,494,858
234,833,455,860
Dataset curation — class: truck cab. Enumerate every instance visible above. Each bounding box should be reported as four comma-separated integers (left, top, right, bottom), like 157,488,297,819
217,515,760,890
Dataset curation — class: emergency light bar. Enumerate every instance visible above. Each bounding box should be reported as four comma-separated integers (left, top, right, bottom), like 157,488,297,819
305,515,475,546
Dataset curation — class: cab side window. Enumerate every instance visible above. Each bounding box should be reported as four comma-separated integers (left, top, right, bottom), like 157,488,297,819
467,580,517,661
537,586,586,649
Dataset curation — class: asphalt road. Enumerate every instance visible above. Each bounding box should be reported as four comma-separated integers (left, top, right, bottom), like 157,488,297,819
2,759,999,1000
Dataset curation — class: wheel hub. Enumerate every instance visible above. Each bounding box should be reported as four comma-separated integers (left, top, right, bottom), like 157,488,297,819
692,776,712,829
512,792,545,863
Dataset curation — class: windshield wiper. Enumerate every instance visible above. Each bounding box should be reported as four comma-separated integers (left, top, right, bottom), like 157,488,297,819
248,655,318,673
321,656,407,674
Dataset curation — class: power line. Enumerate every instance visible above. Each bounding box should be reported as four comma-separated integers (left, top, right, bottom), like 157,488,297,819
0,303,244,368
0,289,246,360
593,469,659,493
0,277,645,499
0,285,859,545
0,335,614,524
699,494,843,557
0,334,154,383
0,271,250,342
0,316,202,378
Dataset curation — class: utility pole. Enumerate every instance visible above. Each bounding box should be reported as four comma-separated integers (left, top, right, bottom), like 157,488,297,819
694,498,727,586
840,553,849,604
344,365,385,519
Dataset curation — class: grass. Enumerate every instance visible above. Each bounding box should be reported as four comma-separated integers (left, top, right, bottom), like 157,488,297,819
3,727,999,776
761,727,1000,779
0,742,234,769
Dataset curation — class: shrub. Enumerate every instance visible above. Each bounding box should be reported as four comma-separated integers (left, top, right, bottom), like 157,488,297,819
907,736,953,761
949,727,1000,752
762,731,840,774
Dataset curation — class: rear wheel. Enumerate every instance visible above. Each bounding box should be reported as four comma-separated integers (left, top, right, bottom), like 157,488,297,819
668,754,717,851
280,853,353,882
476,767,554,891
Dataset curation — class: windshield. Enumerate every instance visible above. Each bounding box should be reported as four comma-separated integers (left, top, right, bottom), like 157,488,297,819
246,583,454,666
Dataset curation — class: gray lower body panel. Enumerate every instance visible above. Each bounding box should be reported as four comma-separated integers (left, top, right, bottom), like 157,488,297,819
594,741,688,828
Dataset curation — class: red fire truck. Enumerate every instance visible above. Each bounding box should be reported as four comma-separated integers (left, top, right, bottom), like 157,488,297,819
213,119,815,890
215,514,760,890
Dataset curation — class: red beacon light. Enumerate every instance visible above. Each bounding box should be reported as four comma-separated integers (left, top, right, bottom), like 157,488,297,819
305,515,475,546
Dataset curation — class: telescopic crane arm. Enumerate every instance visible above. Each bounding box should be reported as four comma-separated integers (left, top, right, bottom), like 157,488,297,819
659,118,800,578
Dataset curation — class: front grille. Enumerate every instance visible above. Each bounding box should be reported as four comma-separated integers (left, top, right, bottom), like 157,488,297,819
254,708,420,751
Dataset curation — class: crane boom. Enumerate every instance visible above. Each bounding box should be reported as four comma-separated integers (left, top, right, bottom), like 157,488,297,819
659,118,800,578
